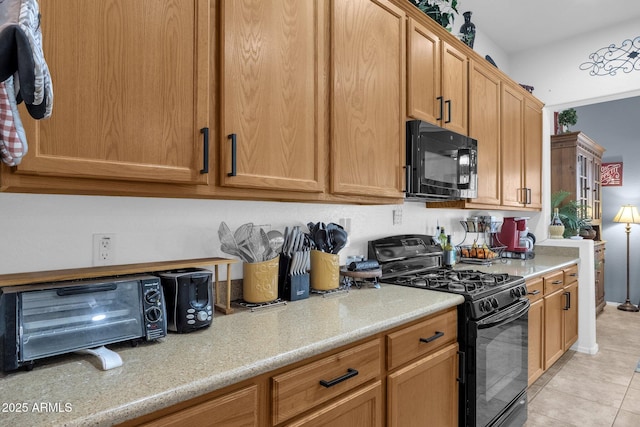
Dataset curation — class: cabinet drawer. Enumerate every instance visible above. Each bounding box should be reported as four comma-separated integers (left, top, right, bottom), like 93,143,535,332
386,308,457,371
272,339,381,425
543,270,564,295
564,264,579,286
526,277,544,303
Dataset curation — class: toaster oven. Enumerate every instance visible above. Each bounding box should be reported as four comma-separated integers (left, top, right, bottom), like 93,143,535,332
0,274,167,372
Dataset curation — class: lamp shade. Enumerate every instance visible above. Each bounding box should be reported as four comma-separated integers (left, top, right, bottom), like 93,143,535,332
613,205,640,224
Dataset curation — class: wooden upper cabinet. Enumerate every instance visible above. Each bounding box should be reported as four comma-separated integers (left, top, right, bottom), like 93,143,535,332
15,0,211,184
219,0,325,193
468,60,501,206
441,41,468,135
330,0,406,198
406,18,467,135
407,18,440,124
523,96,543,209
500,83,525,207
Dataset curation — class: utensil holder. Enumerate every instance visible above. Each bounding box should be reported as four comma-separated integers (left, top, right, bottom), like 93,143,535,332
278,254,309,301
243,256,279,303
310,250,340,290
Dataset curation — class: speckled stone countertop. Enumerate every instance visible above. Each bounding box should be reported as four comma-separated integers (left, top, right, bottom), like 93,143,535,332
0,284,463,427
0,251,579,427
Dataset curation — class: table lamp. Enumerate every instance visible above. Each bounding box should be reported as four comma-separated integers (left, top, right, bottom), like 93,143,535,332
613,205,640,312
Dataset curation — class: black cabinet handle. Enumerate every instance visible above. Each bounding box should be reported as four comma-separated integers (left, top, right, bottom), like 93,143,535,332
436,96,444,121
227,133,237,177
200,128,209,174
528,290,540,296
564,291,571,310
319,368,358,388
445,99,452,123
403,165,410,193
552,280,563,285
419,331,444,344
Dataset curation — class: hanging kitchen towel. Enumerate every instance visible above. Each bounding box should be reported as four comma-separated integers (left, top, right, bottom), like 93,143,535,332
0,76,27,166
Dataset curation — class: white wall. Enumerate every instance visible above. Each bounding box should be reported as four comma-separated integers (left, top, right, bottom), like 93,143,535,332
0,192,542,278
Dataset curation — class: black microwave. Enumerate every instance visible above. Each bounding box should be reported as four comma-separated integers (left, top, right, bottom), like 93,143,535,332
405,120,478,201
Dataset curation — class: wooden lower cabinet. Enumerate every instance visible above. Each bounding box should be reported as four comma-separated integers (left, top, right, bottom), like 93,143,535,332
526,277,544,386
595,242,606,314
136,385,259,427
284,381,383,427
387,343,458,427
120,307,459,426
531,264,579,380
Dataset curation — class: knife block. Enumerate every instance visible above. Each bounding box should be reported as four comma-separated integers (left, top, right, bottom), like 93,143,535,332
278,254,309,301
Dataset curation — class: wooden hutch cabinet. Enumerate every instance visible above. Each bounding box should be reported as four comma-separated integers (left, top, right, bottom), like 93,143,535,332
551,132,606,227
551,131,606,313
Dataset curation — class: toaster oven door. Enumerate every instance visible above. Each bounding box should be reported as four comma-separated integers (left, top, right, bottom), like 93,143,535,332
19,280,144,362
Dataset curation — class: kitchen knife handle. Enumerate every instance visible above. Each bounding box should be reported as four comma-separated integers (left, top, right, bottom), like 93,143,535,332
319,368,359,388
200,128,209,174
436,96,444,121
228,133,237,177
420,331,444,344
445,99,452,123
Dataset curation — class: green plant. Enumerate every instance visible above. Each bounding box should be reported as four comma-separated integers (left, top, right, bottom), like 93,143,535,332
413,0,459,31
551,190,590,237
557,108,577,132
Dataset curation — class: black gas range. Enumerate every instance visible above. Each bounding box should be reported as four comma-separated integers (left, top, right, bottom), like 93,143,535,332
369,235,529,427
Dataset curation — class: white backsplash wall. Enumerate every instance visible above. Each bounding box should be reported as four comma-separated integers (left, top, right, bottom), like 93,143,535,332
0,193,545,279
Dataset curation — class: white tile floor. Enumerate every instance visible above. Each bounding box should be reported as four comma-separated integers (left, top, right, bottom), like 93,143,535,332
525,305,640,426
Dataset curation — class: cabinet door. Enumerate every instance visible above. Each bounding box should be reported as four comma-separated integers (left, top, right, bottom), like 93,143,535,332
500,83,525,208
331,0,405,198
595,244,606,313
592,156,603,222
138,385,259,426
17,0,210,185
563,281,579,350
284,381,382,427
544,289,564,369
220,0,325,193
441,42,468,135
407,18,440,124
387,343,458,427
468,60,501,205
523,97,543,209
526,277,544,386
528,298,544,386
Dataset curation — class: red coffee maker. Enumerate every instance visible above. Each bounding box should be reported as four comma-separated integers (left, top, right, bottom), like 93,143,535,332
497,217,529,253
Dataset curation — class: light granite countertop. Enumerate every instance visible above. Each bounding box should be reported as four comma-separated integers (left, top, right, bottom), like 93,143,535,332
0,251,579,427
0,283,463,427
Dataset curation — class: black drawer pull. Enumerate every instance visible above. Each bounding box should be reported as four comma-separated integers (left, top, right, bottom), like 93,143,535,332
552,280,563,285
319,368,359,388
528,290,540,296
200,127,209,174
420,331,444,344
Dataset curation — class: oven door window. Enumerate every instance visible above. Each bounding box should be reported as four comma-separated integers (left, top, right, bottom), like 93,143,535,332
19,281,144,361
475,305,528,427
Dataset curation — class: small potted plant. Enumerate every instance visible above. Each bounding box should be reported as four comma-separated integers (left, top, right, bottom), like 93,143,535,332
551,190,589,238
557,108,577,133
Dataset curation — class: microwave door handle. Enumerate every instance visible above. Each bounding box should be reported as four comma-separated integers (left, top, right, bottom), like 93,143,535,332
457,148,471,189
56,284,118,296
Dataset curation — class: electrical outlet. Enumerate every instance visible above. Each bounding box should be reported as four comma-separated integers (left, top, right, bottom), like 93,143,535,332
93,234,115,266
339,217,352,233
393,207,403,225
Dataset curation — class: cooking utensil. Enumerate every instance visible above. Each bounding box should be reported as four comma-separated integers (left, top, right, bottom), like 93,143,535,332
267,230,284,254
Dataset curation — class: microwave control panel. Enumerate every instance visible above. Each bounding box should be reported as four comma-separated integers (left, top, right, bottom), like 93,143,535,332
141,278,167,340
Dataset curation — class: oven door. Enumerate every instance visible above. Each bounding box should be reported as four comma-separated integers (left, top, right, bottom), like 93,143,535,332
473,298,529,427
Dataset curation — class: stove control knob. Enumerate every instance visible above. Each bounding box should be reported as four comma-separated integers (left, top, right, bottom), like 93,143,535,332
490,297,499,308
520,286,527,297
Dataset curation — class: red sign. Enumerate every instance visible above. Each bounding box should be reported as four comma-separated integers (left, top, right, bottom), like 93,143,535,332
601,162,623,186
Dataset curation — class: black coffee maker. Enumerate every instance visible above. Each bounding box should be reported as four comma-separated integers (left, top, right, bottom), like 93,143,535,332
158,268,213,333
